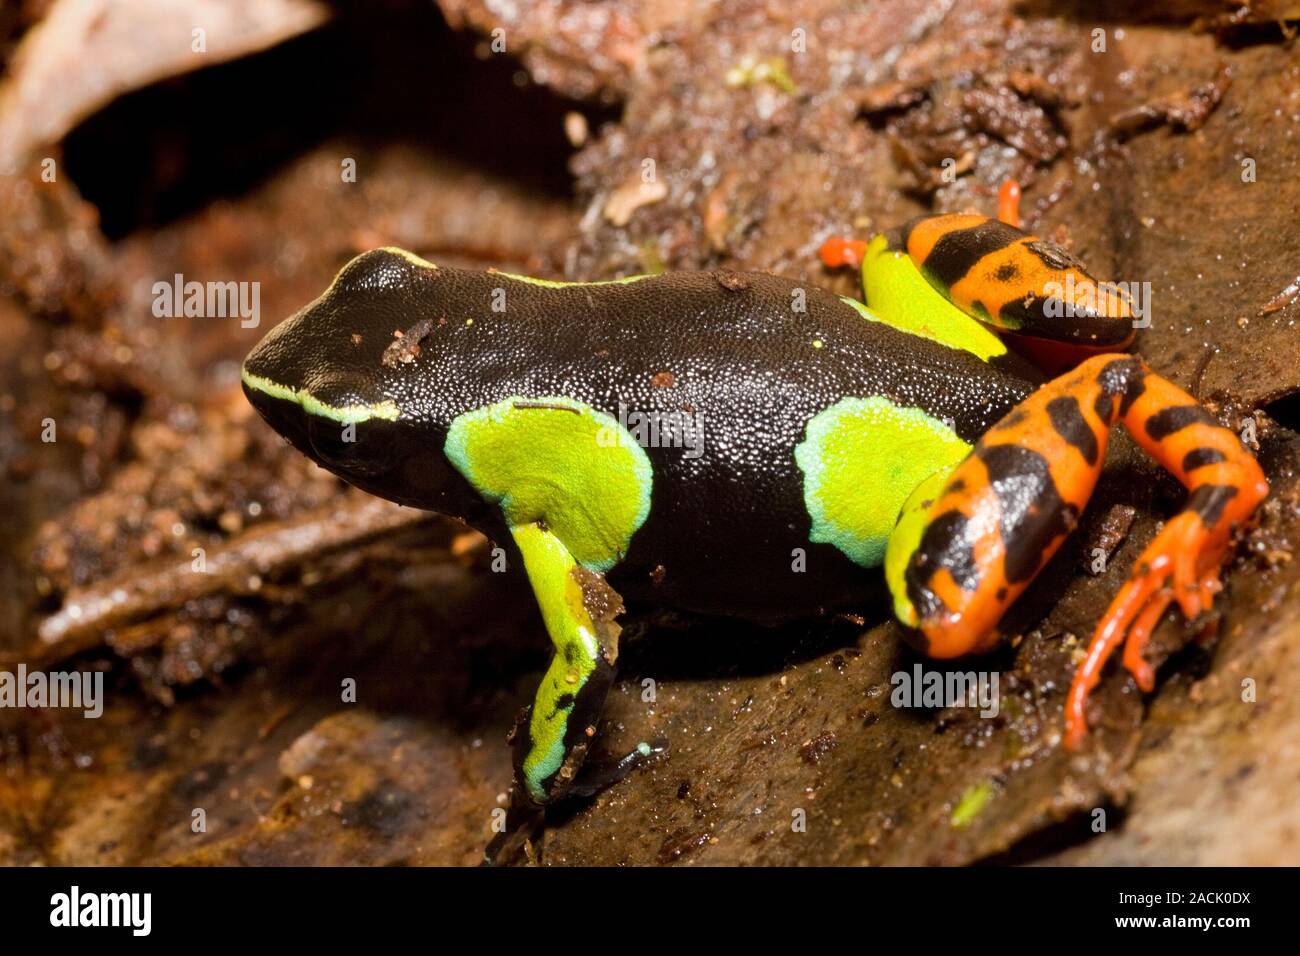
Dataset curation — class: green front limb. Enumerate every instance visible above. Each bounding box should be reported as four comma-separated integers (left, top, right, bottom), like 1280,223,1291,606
510,522,623,805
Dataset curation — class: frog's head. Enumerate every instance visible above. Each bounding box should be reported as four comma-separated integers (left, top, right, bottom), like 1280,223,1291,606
241,248,484,518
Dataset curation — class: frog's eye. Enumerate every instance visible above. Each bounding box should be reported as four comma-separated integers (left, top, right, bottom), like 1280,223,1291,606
306,413,393,477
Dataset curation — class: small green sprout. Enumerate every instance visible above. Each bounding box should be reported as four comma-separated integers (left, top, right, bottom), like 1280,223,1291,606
950,781,995,828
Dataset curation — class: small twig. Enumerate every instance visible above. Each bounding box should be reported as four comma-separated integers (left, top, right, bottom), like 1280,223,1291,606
1191,345,1218,402
1109,64,1231,142
1259,274,1300,317
31,495,435,665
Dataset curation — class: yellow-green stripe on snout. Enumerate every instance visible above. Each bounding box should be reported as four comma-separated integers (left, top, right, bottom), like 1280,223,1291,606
240,367,401,424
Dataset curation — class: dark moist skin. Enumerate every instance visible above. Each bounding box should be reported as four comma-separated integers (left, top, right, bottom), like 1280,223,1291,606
242,253,1033,618
243,189,1268,860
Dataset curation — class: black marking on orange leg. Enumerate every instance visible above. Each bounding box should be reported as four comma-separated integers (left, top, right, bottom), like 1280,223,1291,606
905,509,981,622
1183,448,1227,471
1097,356,1146,415
1186,484,1238,526
1092,391,1114,425
1145,404,1216,441
976,442,1079,584
1047,395,1099,466
919,220,1024,290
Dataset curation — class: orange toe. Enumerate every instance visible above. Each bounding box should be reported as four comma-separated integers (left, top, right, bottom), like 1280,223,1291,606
997,179,1022,228
819,237,868,270
1121,588,1172,693
1065,513,1222,750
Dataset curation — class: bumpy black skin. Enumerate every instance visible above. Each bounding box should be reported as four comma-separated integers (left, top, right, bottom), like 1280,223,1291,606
243,250,1036,620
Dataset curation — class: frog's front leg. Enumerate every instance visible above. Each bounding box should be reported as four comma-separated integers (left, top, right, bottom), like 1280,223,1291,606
482,521,624,864
885,354,1267,748
442,395,655,861
508,521,623,806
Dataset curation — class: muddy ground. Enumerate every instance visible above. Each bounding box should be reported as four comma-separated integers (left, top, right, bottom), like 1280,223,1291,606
1,0,1298,866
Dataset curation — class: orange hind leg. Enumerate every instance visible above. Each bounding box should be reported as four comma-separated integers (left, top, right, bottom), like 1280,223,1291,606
886,354,1268,747
1064,361,1268,747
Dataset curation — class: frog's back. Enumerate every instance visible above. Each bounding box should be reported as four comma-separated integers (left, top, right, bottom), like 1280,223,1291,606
403,267,1034,619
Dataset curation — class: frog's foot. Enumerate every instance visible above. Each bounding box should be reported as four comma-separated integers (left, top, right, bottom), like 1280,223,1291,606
482,791,544,866
1063,359,1266,748
482,739,666,865
567,738,667,800
1065,512,1229,749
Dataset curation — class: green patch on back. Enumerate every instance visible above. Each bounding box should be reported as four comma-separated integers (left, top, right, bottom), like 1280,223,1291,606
795,396,970,568
444,396,652,572
855,234,1006,362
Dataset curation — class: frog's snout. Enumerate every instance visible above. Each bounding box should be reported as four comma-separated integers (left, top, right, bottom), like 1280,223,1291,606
243,355,400,470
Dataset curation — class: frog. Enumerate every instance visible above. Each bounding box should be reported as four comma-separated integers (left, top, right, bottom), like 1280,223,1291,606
241,180,1268,860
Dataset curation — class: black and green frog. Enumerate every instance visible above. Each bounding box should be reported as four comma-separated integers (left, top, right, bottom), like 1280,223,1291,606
242,185,1268,858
